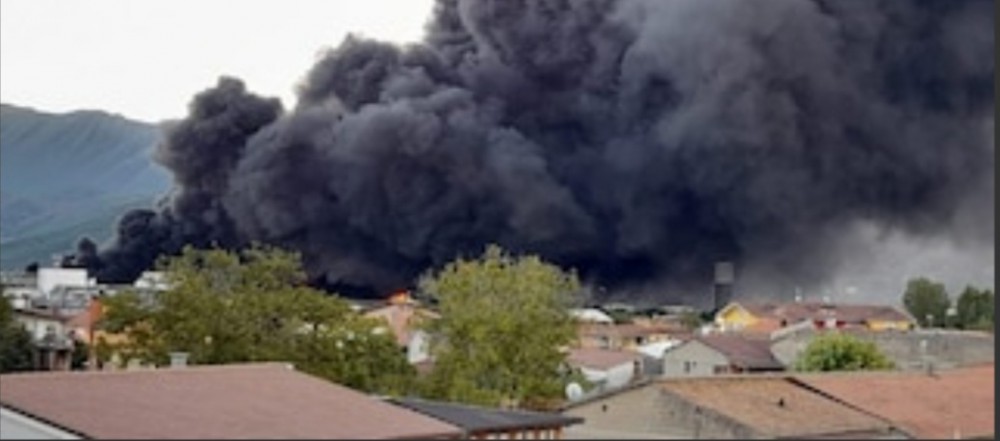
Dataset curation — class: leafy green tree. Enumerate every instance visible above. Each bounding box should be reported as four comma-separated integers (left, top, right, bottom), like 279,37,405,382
795,332,895,372
902,278,951,328
98,245,414,394
418,244,581,410
0,297,35,373
956,286,994,331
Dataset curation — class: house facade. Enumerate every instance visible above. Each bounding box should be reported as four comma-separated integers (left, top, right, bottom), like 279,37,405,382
715,301,916,335
661,335,783,377
11,308,76,371
363,291,439,364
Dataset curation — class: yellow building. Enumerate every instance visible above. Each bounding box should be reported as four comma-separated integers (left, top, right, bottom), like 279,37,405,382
714,301,916,334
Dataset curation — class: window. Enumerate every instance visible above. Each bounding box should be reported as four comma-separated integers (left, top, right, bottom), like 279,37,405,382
684,361,692,373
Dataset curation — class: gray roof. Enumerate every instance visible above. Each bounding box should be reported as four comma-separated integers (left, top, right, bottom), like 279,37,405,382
697,334,784,370
388,397,583,433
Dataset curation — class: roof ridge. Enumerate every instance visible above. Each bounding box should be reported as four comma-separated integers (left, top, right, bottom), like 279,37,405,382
0,362,293,380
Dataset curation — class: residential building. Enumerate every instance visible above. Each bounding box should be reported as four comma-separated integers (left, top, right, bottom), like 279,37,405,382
0,363,464,439
364,291,439,364
561,376,900,439
10,308,76,371
577,323,676,351
387,397,583,439
792,364,995,439
662,334,783,377
35,268,93,298
714,301,916,335
566,348,642,393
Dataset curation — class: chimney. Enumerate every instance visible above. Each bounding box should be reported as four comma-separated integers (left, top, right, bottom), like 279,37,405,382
169,352,190,368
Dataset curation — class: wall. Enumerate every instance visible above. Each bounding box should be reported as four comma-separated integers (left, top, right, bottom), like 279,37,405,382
662,341,730,377
655,388,758,439
14,315,66,342
407,330,431,364
36,268,90,297
715,305,757,331
0,407,79,440
562,382,755,439
563,383,689,438
771,329,995,370
580,361,636,391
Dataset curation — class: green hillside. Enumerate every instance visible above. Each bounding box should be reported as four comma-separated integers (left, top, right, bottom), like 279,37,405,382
0,103,171,269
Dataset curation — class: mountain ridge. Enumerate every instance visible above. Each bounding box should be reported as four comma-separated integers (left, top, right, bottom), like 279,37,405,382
0,102,171,269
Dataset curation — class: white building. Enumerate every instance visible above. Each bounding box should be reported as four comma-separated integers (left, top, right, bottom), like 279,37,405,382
37,268,93,297
570,308,615,324
566,348,641,393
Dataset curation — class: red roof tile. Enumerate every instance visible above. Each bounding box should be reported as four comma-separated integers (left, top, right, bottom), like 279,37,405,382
793,364,995,439
660,376,893,438
0,363,461,439
735,302,913,325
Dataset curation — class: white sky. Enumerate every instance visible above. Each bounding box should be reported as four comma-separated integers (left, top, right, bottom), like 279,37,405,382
0,0,434,122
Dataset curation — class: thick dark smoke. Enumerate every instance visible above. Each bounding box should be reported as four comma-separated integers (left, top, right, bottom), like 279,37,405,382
65,0,994,300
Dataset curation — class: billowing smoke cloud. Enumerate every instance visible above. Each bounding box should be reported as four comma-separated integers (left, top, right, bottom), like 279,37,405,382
65,0,994,299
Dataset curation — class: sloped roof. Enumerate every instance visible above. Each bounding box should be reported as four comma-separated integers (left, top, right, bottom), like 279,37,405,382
696,334,783,370
388,397,582,433
578,323,676,339
660,376,894,438
0,363,461,439
566,348,640,371
792,364,995,439
735,302,913,324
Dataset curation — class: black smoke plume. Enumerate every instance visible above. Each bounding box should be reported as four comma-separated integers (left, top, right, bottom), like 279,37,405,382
66,0,994,300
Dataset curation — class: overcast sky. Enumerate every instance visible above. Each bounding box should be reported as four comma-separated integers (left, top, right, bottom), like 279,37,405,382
0,0,434,122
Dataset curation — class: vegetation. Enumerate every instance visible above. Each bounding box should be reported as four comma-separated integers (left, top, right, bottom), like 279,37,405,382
900,277,994,331
955,286,994,331
98,245,415,395
0,296,35,373
902,277,951,328
795,332,895,372
418,244,582,410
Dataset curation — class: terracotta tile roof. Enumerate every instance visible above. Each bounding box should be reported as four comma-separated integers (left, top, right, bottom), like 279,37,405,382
364,304,439,347
660,376,894,438
578,323,675,339
736,302,913,325
388,397,583,433
792,364,995,439
0,363,462,439
696,334,783,370
566,348,640,371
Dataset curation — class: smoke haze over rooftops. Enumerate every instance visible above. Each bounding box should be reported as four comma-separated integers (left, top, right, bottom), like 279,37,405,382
64,0,994,301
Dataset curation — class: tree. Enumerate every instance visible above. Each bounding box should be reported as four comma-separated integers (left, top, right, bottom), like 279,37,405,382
902,278,950,328
98,245,415,394
956,286,994,331
795,332,895,372
418,244,581,410
0,297,35,373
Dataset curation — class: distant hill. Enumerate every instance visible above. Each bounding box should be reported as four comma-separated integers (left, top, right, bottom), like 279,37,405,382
0,103,171,269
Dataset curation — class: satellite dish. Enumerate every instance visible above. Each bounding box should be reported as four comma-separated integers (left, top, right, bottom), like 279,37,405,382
565,382,584,402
